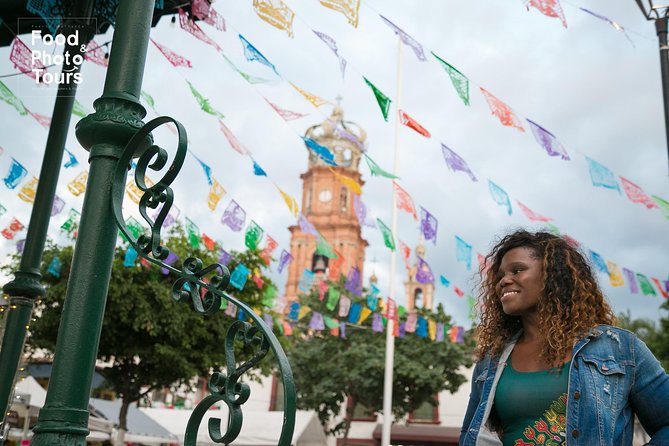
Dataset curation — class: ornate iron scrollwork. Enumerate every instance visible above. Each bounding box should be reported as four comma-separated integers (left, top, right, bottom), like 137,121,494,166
112,117,296,446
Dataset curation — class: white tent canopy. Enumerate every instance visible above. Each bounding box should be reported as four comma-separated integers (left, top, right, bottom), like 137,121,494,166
141,408,328,446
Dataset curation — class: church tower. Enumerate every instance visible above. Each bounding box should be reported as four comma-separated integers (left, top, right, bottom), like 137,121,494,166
405,242,435,311
284,104,369,301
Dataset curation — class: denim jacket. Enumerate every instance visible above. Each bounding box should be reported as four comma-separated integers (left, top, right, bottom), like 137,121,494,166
459,325,669,446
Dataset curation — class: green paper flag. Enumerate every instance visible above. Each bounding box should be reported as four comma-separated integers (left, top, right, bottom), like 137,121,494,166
124,216,146,240
467,295,476,321
0,81,27,116
141,90,158,114
376,218,395,251
262,284,278,307
326,287,341,311
186,80,225,119
636,273,657,296
652,195,669,220
239,71,271,84
274,317,284,335
72,99,89,118
363,77,391,121
397,305,407,318
60,208,81,233
245,220,265,250
323,315,339,329
185,217,201,248
316,234,338,259
432,52,470,106
364,154,398,179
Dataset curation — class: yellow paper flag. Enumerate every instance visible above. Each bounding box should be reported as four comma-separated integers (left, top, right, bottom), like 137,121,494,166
68,171,89,197
359,307,372,324
290,83,330,108
298,305,311,320
125,176,155,204
607,260,625,287
253,0,295,37
207,177,227,211
18,176,39,203
278,186,299,217
428,320,437,341
329,167,361,194
319,0,360,28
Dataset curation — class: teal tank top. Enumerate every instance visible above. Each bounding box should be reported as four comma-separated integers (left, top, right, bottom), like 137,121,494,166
493,360,570,446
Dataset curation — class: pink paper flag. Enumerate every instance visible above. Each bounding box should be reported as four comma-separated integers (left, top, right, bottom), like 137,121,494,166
179,8,222,51
265,98,307,121
398,109,431,138
10,37,46,81
393,181,418,220
620,177,658,209
516,201,552,222
480,87,524,132
527,0,568,28
151,39,193,68
399,240,412,270
219,120,249,155
84,40,109,67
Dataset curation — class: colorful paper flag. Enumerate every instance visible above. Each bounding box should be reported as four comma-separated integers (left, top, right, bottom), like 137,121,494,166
526,119,570,160
398,109,431,137
201,233,216,251
291,83,330,108
636,273,656,296
652,278,669,299
416,256,434,284
516,201,552,222
239,34,278,74
51,195,65,216
606,261,624,287
221,199,246,232
0,81,27,116
84,39,109,67
178,8,221,51
363,77,392,121
9,37,46,81
245,220,265,250
455,235,472,270
298,213,318,236
230,263,250,290
441,143,477,181
3,158,28,189
304,137,337,166
316,234,338,259
47,256,62,277
432,52,469,105
377,218,396,251
253,0,295,37
393,181,418,220
252,159,267,176
64,149,79,168
651,195,669,220
527,0,567,28
67,170,88,197
480,87,524,132
440,275,450,287
151,38,193,68
589,250,609,275
265,98,307,121
219,120,249,155
585,157,620,192
620,177,658,209
278,186,300,217
207,178,226,211
363,154,398,179
488,180,512,215
345,267,362,296
18,176,38,203
326,287,340,311
278,249,293,273
319,0,360,27
123,247,138,267
623,268,638,294
330,167,361,194
186,80,225,119
420,207,438,244
261,235,279,265
313,30,347,78
379,15,426,61
338,296,351,317
353,195,376,228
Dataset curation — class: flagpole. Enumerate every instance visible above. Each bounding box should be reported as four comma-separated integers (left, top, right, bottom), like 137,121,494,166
382,36,403,446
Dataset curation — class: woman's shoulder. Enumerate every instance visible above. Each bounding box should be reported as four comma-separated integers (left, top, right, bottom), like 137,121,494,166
580,324,638,353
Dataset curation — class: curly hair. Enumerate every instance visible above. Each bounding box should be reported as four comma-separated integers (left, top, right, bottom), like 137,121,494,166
475,229,616,367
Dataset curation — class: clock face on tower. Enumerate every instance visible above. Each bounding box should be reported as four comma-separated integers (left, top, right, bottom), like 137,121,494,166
318,189,332,202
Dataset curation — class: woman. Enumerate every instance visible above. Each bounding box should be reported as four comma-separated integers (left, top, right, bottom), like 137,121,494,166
460,230,669,446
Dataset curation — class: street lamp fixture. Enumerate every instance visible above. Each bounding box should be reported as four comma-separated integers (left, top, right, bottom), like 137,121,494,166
635,1,669,172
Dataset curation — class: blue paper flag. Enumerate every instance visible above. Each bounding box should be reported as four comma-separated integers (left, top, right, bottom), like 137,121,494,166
586,157,620,193
123,247,138,267
298,268,315,293
63,149,79,168
288,301,300,321
47,257,62,278
252,160,267,176
239,34,277,74
229,263,250,290
416,316,428,338
589,250,609,275
348,302,362,324
237,308,246,321
488,180,512,215
3,158,28,189
302,137,337,166
439,275,450,287
192,153,213,185
455,235,472,270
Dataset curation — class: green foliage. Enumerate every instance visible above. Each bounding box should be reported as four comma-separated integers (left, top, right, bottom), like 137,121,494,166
617,309,669,371
10,224,280,429
285,279,473,436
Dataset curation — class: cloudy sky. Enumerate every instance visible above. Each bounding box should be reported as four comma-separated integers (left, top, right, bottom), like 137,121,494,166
0,0,667,328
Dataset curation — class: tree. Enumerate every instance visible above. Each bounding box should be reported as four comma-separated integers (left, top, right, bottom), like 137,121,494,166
285,278,473,444
617,309,669,371
11,225,277,444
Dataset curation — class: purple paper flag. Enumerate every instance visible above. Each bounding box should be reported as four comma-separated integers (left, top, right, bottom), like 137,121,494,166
309,311,325,330
419,207,438,244
353,195,376,228
526,119,570,160
16,238,25,254
51,195,65,216
416,256,434,284
313,30,347,78
345,267,362,296
379,15,426,61
335,127,365,151
340,321,346,338
372,313,384,333
278,249,293,273
623,268,638,294
152,204,180,228
338,296,351,317
263,314,274,328
441,144,477,181
160,251,179,275
436,322,445,342
398,322,406,338
217,248,232,266
298,213,318,236
221,199,246,232
225,301,237,317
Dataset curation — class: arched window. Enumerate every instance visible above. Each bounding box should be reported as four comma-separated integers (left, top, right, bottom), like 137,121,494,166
305,188,312,213
414,287,423,307
340,187,348,212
